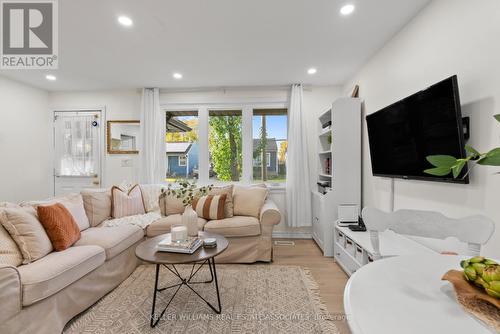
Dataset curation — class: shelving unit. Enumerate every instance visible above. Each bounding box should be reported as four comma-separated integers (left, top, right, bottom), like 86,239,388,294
311,98,361,257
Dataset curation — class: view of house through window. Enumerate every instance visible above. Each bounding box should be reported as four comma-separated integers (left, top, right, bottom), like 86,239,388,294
253,109,287,184
165,111,199,182
209,110,242,182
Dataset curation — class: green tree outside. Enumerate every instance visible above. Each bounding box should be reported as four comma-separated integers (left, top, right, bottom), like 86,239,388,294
209,115,242,181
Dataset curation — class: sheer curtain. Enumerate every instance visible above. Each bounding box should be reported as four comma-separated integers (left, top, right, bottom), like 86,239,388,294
286,84,312,227
139,88,166,184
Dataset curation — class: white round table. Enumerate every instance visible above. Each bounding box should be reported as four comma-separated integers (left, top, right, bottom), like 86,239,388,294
344,254,496,334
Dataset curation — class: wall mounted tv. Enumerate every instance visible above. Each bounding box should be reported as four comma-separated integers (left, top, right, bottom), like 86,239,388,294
366,75,469,184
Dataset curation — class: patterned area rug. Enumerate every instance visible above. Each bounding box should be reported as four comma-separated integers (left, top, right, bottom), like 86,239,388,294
64,264,339,334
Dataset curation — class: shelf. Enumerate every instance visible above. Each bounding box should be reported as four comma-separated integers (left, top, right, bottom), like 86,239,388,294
318,150,332,155
319,173,332,178
319,128,331,137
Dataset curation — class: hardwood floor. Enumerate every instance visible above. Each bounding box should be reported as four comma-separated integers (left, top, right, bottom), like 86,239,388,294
271,239,351,334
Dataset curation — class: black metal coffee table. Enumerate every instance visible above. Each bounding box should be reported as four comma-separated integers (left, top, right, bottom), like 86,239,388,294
135,232,228,328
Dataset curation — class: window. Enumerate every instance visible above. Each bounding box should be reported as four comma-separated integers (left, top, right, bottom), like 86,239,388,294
165,111,198,182
253,109,287,184
209,110,242,183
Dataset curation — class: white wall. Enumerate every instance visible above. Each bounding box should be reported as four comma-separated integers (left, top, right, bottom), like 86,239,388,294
0,76,51,202
49,90,142,187
343,0,500,257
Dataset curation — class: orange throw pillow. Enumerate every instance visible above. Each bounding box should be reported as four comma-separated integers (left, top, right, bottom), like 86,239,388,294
37,203,81,251
192,194,227,220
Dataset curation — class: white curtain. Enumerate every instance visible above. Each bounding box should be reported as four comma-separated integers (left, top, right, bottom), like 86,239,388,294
286,84,312,227
139,88,166,184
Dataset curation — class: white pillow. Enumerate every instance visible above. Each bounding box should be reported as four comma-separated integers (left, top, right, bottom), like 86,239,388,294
111,184,146,218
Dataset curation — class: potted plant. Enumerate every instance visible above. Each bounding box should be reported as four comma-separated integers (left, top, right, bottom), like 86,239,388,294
161,180,212,236
425,115,500,178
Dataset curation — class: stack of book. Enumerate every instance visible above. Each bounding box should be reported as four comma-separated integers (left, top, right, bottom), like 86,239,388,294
156,234,202,254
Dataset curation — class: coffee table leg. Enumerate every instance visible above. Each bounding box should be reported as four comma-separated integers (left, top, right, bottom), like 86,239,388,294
150,264,160,327
210,257,222,313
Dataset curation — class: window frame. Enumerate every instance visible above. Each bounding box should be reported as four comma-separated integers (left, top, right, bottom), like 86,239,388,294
178,154,187,167
163,101,287,187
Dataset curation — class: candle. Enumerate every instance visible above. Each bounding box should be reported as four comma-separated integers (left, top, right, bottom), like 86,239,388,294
171,225,187,243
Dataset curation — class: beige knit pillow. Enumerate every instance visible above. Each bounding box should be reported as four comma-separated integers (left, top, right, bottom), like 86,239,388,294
81,188,112,227
209,185,234,218
159,192,185,216
232,185,268,218
0,207,53,264
0,223,23,266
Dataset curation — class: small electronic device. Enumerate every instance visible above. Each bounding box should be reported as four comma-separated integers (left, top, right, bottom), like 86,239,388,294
348,216,367,232
338,204,359,223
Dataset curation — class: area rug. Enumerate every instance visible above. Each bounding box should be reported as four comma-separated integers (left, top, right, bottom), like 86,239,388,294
64,264,339,333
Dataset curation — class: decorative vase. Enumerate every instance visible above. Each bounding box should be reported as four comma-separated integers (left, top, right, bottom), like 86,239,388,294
182,205,199,237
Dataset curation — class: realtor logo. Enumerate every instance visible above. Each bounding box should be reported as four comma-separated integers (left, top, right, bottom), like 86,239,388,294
1,0,58,69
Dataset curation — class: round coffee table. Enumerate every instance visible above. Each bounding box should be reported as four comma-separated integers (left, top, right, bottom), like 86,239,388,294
136,231,228,328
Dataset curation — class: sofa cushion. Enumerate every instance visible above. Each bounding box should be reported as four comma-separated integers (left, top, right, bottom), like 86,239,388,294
75,225,143,260
209,185,234,218
22,193,90,231
111,185,146,218
203,216,261,237
0,224,23,266
139,184,165,213
0,207,53,264
159,192,185,216
17,245,105,306
37,203,81,251
192,194,227,220
146,214,207,237
81,188,112,227
232,185,268,218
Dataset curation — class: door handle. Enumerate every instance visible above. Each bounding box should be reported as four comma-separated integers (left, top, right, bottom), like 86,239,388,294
92,180,100,185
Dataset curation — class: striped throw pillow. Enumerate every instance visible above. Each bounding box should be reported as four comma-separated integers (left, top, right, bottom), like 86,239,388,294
111,184,146,218
192,194,227,220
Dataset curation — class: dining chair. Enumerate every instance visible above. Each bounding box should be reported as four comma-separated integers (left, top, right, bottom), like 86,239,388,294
362,207,495,259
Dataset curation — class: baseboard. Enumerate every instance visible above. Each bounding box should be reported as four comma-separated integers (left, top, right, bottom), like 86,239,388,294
272,231,312,239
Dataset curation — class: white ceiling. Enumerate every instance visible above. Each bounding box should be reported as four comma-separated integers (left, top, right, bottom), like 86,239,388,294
0,0,431,91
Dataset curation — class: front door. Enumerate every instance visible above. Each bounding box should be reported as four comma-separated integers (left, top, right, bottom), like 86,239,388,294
53,110,103,196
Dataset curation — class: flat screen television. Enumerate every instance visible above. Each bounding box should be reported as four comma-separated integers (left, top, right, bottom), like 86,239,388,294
366,75,469,183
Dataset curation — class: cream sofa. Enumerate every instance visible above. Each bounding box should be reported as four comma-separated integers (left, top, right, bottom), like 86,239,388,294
0,184,281,334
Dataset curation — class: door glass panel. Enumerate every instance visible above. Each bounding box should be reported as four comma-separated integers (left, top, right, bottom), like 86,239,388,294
54,113,100,176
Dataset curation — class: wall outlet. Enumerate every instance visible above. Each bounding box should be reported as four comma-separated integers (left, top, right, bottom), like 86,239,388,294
121,159,133,167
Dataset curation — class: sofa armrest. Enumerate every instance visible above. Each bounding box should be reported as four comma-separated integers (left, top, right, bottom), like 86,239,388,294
260,199,281,226
0,264,22,322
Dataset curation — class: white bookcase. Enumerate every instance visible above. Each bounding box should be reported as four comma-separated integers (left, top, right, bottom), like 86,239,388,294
311,97,361,256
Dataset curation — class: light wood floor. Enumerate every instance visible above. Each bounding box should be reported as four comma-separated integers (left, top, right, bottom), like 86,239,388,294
271,239,351,334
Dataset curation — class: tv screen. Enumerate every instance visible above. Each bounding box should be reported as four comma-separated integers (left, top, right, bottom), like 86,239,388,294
366,75,469,183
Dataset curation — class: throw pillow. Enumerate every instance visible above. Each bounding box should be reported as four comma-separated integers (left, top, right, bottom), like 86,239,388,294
192,194,227,220
159,192,185,216
37,203,81,251
209,185,234,218
0,224,23,266
232,185,268,218
140,184,164,213
0,207,53,264
81,188,112,227
111,184,146,218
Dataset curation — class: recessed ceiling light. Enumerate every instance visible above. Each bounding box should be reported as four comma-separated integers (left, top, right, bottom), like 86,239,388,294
307,68,317,75
340,4,355,16
45,74,56,81
173,72,183,79
118,16,133,27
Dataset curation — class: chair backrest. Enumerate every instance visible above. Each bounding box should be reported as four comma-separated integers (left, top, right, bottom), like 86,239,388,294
362,207,495,258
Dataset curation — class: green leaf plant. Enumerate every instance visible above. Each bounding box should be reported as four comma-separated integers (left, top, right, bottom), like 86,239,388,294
160,180,213,207
424,114,500,179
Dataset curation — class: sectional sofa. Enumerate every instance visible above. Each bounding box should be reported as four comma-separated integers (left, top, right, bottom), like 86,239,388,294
0,184,281,334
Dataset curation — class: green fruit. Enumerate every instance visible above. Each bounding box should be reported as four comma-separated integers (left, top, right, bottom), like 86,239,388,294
460,260,469,269
482,265,500,283
469,256,485,263
472,263,486,275
464,266,477,281
474,277,489,289
484,259,498,265
489,281,500,294
485,288,500,299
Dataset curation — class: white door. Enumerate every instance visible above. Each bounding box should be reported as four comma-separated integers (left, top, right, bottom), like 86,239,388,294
53,111,103,196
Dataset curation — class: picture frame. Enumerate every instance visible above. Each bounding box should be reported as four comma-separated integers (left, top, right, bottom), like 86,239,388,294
106,120,140,154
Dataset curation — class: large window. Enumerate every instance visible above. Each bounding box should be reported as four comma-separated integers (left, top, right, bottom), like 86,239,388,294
165,111,198,182
253,109,287,184
209,110,242,182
